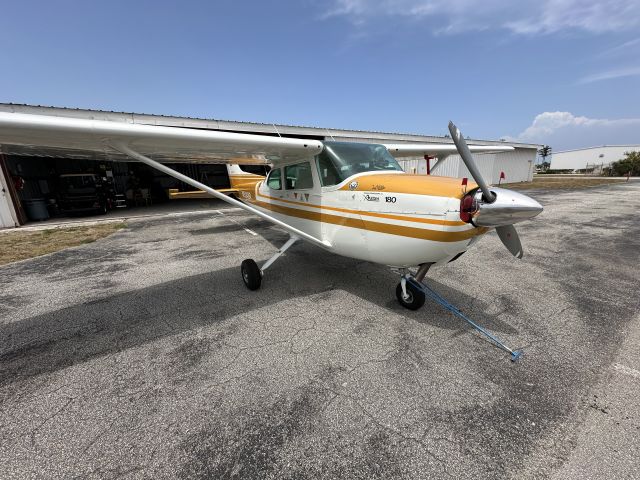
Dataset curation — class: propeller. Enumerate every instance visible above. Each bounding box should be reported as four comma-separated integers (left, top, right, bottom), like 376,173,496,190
448,121,495,203
448,121,526,258
495,224,523,259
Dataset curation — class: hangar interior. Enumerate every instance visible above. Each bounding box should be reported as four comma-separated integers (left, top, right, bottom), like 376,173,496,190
1,153,236,220
0,104,539,228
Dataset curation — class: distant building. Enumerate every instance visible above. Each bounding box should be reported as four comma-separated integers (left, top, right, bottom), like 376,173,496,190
551,145,640,171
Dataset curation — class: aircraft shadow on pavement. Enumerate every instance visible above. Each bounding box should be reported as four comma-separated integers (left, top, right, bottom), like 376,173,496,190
0,239,519,387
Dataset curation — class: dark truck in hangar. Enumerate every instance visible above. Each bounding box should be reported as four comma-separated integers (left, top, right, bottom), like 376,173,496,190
58,173,112,215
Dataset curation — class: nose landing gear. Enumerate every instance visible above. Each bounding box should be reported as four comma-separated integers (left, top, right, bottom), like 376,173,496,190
397,263,431,310
396,278,426,310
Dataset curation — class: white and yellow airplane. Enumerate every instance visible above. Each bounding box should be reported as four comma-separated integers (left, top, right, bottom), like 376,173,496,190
0,112,542,315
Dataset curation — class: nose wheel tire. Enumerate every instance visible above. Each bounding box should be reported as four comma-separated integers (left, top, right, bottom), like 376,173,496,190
241,259,262,290
396,281,426,310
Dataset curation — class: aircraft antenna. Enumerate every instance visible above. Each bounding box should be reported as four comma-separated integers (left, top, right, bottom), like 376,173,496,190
272,124,282,138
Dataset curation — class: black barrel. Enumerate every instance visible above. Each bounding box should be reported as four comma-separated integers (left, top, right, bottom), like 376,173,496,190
23,198,50,221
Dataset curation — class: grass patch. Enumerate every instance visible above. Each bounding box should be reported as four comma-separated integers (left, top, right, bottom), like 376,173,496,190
510,176,626,191
0,223,126,266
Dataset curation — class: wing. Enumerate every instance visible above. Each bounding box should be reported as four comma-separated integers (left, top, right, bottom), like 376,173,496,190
0,112,323,165
0,111,329,248
384,143,514,158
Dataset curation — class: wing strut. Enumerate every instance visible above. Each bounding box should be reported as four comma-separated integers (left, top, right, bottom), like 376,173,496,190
429,155,449,174
110,143,331,249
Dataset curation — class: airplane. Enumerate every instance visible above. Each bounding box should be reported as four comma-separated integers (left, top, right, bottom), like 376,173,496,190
0,112,542,338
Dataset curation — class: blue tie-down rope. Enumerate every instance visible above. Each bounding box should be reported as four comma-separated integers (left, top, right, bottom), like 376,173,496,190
407,277,523,362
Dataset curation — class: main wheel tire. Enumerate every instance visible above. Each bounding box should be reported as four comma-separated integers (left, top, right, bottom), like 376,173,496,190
396,282,426,310
241,259,262,290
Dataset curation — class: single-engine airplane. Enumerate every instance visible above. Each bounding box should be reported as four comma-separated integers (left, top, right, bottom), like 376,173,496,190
0,112,542,316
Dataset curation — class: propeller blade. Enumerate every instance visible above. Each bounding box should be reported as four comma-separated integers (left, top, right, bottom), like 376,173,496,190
448,121,495,202
496,225,524,259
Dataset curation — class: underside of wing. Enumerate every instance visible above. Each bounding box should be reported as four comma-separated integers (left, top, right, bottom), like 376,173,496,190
384,143,514,158
0,112,323,164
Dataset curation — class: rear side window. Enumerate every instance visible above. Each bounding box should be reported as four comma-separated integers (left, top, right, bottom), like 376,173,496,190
284,162,314,190
266,168,281,190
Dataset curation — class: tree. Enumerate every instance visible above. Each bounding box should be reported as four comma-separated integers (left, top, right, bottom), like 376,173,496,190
610,151,640,176
537,145,552,169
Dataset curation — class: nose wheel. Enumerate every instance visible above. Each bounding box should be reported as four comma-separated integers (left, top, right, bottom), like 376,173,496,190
396,281,426,310
396,263,432,310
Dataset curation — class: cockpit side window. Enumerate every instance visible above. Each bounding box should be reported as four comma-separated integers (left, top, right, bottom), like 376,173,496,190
316,152,342,187
266,168,282,190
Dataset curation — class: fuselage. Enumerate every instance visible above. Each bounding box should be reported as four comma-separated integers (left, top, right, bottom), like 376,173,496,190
229,168,487,268
226,140,542,268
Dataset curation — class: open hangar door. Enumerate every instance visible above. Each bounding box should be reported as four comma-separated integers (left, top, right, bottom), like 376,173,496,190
0,156,21,228
1,153,245,224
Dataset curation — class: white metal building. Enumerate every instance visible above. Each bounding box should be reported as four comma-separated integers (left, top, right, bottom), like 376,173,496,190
0,104,539,228
551,145,640,171
396,149,535,184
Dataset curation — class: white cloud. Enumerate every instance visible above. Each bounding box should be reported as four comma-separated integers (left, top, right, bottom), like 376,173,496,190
323,0,640,35
578,66,640,84
505,111,640,151
505,0,640,34
596,37,640,58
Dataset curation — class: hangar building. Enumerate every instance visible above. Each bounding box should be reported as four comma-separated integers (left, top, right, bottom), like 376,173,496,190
0,104,539,228
551,145,640,172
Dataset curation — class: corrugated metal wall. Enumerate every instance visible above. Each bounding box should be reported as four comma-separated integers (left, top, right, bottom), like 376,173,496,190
397,149,535,184
397,157,428,175
492,149,535,183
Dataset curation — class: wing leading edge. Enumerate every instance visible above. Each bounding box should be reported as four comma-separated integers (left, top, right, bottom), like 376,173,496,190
384,143,514,158
0,112,323,164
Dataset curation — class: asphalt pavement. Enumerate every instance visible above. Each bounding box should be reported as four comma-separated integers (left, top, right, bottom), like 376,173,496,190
1,183,639,479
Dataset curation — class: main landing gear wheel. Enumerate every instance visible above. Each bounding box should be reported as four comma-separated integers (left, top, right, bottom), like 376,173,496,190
240,236,299,292
396,281,426,310
241,259,262,290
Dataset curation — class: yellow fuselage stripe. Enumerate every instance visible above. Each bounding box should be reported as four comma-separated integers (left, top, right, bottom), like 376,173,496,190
247,197,484,242
255,191,467,227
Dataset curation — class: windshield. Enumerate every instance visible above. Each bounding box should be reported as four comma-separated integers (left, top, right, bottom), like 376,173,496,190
316,142,402,187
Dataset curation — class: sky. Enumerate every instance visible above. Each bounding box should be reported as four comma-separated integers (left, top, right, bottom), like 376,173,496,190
0,0,639,152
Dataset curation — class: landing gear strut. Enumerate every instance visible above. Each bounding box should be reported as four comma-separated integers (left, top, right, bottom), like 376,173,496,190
241,235,299,290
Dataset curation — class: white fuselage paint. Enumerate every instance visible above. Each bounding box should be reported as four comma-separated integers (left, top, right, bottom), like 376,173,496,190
240,171,479,268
